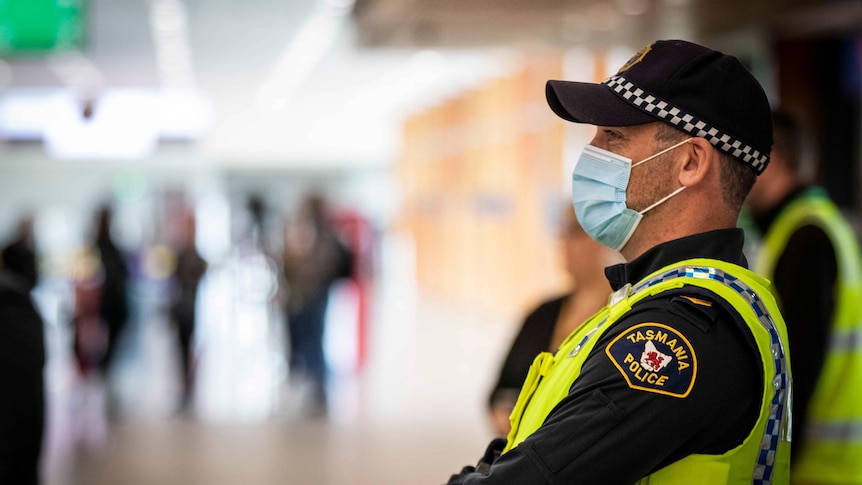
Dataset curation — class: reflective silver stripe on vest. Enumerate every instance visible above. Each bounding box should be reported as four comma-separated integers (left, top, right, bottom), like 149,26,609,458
806,421,862,442
805,329,862,445
830,328,862,352
630,265,789,485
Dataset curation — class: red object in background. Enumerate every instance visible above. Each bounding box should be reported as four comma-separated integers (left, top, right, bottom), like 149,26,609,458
72,276,108,375
330,209,375,372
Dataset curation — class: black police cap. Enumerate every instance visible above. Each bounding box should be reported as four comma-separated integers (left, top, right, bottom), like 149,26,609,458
546,39,773,175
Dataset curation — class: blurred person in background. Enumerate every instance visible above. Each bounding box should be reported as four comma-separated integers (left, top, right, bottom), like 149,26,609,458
168,210,207,413
246,194,272,254
2,215,38,291
71,248,107,376
448,39,792,484
745,109,862,483
68,205,131,424
234,194,281,311
0,218,45,484
487,203,617,437
282,192,352,417
92,204,130,379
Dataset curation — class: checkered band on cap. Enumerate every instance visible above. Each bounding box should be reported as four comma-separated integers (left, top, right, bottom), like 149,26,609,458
603,75,769,175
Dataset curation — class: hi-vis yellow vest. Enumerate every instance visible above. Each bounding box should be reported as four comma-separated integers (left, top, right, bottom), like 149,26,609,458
505,258,792,484
755,188,862,484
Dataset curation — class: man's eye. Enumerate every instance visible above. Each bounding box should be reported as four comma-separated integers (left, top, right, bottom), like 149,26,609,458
604,130,622,140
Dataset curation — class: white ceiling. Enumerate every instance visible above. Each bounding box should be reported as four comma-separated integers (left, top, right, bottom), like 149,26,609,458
1,0,515,167
1,0,859,168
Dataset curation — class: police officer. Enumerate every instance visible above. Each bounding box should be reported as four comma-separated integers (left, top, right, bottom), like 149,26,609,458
746,110,862,483
446,39,792,484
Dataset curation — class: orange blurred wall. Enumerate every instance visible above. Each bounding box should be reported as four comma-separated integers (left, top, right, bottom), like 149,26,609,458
397,50,576,320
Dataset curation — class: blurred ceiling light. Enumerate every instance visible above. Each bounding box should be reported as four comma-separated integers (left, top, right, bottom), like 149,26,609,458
0,89,65,139
44,90,159,159
256,4,346,111
158,89,215,139
150,0,196,89
617,0,650,16
0,87,212,145
147,0,213,139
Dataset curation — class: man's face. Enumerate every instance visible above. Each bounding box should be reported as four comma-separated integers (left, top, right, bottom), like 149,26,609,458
588,122,678,214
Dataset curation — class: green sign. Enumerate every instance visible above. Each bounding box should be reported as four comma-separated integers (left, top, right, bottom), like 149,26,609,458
0,0,86,54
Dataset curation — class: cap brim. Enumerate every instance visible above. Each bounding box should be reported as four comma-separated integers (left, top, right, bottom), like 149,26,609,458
546,80,656,126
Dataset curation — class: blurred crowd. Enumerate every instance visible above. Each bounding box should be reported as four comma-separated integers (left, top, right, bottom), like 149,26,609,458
0,190,370,484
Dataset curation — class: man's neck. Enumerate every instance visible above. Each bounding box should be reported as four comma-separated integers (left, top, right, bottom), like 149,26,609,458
621,211,737,262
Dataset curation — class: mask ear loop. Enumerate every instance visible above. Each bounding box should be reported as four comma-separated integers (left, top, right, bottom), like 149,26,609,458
633,138,693,215
639,186,687,215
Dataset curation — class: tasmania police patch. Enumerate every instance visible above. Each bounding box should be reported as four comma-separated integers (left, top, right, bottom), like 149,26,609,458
605,323,697,398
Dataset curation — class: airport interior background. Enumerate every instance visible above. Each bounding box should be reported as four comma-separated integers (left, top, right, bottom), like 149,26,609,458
0,0,860,484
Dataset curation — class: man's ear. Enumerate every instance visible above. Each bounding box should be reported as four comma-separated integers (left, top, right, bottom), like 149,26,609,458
678,138,714,187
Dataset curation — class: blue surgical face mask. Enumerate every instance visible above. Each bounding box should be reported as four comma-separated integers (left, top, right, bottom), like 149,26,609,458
571,138,691,251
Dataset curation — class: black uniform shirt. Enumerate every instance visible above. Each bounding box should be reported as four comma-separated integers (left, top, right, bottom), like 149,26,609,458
461,229,765,484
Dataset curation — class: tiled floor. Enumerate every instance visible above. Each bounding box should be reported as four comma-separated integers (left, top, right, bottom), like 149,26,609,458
41,235,514,485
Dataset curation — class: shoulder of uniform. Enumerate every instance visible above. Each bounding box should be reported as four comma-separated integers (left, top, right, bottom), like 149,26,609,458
668,294,719,330
631,290,721,332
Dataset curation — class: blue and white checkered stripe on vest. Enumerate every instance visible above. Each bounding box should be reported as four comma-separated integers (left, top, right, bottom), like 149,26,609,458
630,265,789,485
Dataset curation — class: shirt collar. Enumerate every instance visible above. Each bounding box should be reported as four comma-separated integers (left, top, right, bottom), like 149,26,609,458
604,228,748,291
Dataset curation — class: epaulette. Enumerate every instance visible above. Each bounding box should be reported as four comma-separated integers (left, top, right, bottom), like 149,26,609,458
668,294,719,332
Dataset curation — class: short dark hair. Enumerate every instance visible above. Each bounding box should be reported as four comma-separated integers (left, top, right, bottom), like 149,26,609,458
655,123,755,212
719,153,756,212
